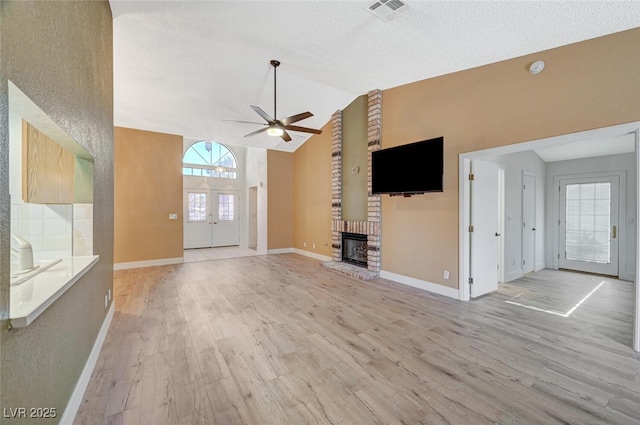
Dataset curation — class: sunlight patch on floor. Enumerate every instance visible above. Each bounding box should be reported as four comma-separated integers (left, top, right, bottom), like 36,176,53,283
505,280,606,318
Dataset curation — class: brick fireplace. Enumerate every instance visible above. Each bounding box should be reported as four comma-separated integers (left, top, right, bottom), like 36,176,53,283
322,89,382,280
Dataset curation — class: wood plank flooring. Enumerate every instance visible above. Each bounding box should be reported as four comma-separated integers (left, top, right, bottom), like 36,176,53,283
74,255,640,425
183,246,259,263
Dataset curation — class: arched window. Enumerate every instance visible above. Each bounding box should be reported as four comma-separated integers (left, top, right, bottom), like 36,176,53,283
183,141,238,179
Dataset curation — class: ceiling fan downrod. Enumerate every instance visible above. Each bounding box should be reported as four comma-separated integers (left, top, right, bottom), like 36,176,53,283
270,60,280,120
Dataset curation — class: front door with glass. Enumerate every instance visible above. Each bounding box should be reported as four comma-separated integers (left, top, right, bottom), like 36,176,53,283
559,176,619,276
184,190,239,249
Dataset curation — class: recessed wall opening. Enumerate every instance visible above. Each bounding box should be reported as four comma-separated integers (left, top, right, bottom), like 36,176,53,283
458,122,640,352
7,80,98,328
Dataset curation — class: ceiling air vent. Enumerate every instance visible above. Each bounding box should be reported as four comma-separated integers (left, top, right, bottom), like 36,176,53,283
366,0,410,22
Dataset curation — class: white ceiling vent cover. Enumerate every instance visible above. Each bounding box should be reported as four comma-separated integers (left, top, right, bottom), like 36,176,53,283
366,0,411,22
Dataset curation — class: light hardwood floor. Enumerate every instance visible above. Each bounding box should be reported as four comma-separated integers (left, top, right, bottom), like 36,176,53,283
183,247,260,263
75,255,640,425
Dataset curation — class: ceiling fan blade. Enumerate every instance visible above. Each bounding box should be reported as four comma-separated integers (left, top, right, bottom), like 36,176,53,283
223,119,267,125
281,130,292,142
284,125,322,135
250,105,275,124
244,127,269,138
280,111,313,126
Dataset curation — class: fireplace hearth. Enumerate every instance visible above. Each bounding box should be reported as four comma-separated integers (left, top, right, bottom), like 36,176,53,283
342,232,367,267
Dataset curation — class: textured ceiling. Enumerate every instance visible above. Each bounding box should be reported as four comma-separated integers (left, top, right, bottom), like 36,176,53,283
110,1,640,152
534,133,636,163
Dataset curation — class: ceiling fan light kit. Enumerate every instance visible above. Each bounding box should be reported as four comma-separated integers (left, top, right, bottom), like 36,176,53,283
227,60,322,142
267,127,284,137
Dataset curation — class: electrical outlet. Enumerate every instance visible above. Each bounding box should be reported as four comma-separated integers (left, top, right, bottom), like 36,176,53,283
104,294,108,308
108,289,112,301
313,243,316,249
303,242,307,248
443,270,450,280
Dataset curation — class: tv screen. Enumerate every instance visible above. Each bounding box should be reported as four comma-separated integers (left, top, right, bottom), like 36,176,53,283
371,137,443,195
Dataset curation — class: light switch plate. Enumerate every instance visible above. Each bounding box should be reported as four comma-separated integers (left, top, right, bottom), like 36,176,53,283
169,213,178,220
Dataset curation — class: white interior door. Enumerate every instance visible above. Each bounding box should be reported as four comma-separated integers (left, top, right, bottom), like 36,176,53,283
248,186,258,249
470,160,500,298
522,172,536,274
212,191,240,247
498,168,505,283
559,176,619,276
184,190,213,249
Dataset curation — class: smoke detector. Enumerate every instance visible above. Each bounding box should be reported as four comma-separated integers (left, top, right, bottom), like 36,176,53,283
366,0,411,22
529,60,545,75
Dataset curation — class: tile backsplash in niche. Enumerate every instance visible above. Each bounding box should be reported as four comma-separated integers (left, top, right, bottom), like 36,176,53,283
73,203,93,256
11,203,72,255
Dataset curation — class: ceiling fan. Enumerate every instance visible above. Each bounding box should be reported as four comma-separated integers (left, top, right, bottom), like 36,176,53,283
226,60,322,142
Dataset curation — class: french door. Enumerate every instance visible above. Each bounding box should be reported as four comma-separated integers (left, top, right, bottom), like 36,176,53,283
559,176,619,276
184,190,239,249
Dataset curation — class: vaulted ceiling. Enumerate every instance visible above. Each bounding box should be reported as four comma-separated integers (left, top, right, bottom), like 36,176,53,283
110,1,640,152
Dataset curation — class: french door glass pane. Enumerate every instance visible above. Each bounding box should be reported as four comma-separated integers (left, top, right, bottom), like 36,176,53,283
565,182,611,263
218,194,234,221
188,192,207,222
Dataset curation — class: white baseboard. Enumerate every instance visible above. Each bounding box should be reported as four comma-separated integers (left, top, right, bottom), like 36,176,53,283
267,248,294,255
59,302,115,425
379,270,459,299
114,257,183,270
620,271,635,282
293,248,332,262
504,269,524,282
267,247,332,262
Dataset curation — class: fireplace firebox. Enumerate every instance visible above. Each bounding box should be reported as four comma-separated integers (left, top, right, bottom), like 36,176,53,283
342,232,367,267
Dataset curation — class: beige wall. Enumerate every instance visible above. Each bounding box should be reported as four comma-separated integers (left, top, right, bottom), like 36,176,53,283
293,121,333,257
342,95,369,222
1,1,114,420
114,127,184,263
267,150,294,249
289,28,640,289
381,28,640,289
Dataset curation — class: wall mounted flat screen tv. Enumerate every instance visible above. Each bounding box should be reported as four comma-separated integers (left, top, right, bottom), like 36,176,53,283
371,136,443,195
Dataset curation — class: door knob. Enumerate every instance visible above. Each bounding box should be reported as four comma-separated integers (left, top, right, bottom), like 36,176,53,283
612,225,617,239
495,232,501,237
214,222,218,224
532,228,536,231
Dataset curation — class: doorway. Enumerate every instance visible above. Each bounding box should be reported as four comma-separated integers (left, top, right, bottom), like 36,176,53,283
184,189,240,249
248,186,258,249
